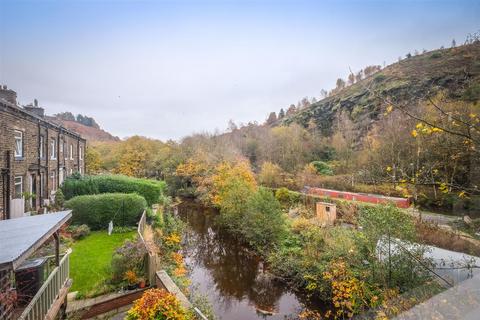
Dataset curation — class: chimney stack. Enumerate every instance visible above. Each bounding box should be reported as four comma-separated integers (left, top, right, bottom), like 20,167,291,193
0,85,18,105
24,99,45,118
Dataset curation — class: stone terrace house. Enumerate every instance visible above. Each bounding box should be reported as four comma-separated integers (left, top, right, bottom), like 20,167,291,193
0,85,86,220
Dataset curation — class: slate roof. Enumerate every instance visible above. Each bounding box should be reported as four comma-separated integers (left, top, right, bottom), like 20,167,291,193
0,211,71,270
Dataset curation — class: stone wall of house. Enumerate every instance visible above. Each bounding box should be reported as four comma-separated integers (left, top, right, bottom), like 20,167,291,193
0,99,86,220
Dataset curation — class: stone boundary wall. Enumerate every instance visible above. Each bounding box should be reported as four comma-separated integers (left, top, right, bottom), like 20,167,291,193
66,288,147,319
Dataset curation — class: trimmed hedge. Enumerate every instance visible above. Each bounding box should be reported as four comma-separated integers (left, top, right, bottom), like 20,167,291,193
65,193,147,230
62,175,166,205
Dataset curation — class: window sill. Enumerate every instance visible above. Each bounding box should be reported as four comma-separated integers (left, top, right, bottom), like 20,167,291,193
14,157,24,161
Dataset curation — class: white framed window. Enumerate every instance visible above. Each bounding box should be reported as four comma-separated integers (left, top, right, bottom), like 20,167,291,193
70,144,73,160
50,138,57,160
14,130,23,158
69,168,73,175
79,146,83,160
50,170,56,191
14,176,23,198
39,135,45,159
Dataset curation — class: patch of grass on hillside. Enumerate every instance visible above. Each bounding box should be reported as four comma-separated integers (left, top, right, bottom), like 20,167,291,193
70,231,136,297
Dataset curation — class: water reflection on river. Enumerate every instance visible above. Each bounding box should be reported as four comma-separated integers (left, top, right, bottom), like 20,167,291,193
178,201,307,320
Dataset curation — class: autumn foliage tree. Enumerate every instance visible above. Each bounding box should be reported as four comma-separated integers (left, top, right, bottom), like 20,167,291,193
85,146,101,174
258,161,284,188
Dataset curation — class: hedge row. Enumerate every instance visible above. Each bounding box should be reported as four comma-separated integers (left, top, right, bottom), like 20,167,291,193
62,175,166,205
65,193,147,230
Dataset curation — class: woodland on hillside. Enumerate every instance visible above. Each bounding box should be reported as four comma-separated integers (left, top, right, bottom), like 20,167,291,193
86,40,480,215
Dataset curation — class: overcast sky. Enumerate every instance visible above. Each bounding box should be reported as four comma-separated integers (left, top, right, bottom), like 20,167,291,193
0,0,478,140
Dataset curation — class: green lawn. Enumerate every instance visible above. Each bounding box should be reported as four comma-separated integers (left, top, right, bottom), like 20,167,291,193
69,231,136,296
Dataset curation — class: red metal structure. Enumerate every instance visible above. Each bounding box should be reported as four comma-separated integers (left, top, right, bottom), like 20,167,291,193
306,187,411,208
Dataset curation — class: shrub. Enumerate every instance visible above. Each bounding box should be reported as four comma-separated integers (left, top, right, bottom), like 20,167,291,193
373,73,387,82
217,185,287,255
94,175,166,205
463,83,480,102
430,52,442,59
158,212,185,253
311,161,334,175
65,193,147,230
112,226,136,233
359,204,416,247
55,189,65,208
67,224,91,240
146,207,162,228
126,288,193,320
62,175,166,205
61,175,99,200
275,187,292,206
275,187,301,207
111,238,147,285
241,187,286,253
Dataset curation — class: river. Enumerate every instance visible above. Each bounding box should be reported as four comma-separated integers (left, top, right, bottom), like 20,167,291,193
177,201,312,320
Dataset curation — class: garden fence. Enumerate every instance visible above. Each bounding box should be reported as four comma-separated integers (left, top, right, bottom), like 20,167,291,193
18,249,71,320
137,210,159,287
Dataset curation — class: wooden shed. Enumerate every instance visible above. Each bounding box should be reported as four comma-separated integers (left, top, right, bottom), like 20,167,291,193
316,202,336,226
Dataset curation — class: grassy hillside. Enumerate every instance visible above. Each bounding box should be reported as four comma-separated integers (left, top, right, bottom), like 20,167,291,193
284,43,480,137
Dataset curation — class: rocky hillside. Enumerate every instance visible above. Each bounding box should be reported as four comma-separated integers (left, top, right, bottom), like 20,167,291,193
283,42,480,138
48,116,119,142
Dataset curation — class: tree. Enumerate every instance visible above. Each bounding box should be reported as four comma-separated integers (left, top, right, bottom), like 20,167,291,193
258,162,283,188
320,89,328,99
278,108,285,119
54,111,75,121
348,73,355,85
301,97,311,109
331,112,357,173
85,146,102,174
364,65,381,77
76,114,99,128
241,187,286,253
286,104,296,116
266,112,277,125
374,89,480,215
115,136,163,178
228,119,238,132
261,124,309,172
451,39,456,48
211,161,257,207
336,78,346,90
355,70,363,83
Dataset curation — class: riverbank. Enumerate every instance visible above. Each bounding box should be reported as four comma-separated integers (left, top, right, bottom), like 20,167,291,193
177,201,318,319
